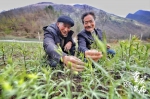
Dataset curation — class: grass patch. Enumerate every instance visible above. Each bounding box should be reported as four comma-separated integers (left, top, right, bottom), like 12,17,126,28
0,36,150,99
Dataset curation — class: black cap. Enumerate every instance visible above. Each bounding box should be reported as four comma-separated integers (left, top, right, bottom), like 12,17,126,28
57,15,74,27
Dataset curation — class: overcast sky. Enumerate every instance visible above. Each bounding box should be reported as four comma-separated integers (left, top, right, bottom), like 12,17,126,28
0,0,149,17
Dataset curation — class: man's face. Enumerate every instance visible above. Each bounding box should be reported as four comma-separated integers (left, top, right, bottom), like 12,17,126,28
57,22,71,37
83,14,95,32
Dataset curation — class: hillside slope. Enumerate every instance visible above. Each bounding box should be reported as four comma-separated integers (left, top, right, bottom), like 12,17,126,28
0,2,149,40
126,10,150,25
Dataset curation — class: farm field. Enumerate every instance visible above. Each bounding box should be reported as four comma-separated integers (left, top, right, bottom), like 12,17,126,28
0,36,150,99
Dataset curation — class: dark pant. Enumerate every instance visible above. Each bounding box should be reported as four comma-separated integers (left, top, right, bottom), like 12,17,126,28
48,59,58,67
48,46,75,67
107,49,116,57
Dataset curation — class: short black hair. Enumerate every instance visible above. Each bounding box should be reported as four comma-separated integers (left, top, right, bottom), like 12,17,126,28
81,12,96,24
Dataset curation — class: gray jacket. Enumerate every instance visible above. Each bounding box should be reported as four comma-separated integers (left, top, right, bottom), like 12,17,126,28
77,28,103,53
43,23,75,63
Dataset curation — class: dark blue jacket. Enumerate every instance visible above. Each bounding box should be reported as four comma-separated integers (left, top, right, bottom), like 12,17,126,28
77,28,103,53
43,23,75,63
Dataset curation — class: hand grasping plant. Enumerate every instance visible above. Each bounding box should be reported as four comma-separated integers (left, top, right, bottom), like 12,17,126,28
85,49,103,62
62,56,85,72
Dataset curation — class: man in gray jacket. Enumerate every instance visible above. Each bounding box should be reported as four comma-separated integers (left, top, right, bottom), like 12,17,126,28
43,15,84,72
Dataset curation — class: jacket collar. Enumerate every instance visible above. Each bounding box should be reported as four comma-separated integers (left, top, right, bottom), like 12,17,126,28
83,28,102,40
83,29,96,40
45,23,74,38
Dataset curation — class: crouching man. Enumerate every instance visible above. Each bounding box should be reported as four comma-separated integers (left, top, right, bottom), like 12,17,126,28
78,12,115,61
43,15,84,72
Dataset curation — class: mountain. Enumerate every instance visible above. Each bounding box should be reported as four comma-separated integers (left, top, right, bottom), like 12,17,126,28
0,2,150,40
126,10,150,25
0,10,5,13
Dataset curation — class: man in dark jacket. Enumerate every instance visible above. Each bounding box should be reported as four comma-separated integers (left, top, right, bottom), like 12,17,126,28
78,12,115,61
43,15,84,72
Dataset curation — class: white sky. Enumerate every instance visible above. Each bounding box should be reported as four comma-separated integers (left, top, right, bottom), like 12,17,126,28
0,0,150,17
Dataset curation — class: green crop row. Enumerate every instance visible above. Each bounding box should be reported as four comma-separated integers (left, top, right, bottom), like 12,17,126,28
0,36,150,99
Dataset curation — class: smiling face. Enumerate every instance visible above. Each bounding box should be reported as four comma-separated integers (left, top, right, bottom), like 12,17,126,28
57,22,71,37
83,14,95,32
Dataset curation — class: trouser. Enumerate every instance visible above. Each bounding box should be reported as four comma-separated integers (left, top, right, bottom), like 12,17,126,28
47,59,59,67
48,46,75,68
107,48,116,57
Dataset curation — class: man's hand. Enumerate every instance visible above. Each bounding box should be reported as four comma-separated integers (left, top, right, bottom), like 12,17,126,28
62,56,85,72
107,44,110,49
64,41,72,51
85,49,103,62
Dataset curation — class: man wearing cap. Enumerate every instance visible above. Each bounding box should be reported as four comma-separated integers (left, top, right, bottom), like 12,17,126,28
43,15,84,72
78,12,115,61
